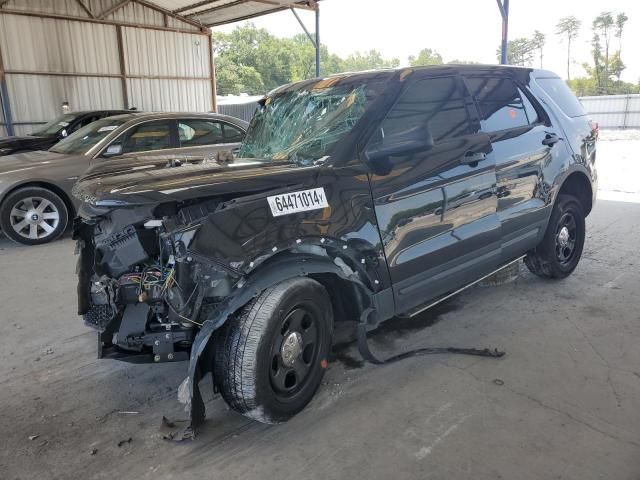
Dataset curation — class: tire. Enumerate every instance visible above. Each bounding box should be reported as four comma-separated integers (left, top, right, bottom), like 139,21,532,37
214,277,333,424
525,194,585,279
0,187,69,245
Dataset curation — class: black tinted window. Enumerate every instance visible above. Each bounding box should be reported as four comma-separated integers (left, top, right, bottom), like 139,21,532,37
536,77,586,117
380,76,471,144
121,121,172,153
466,77,528,132
178,120,223,146
223,123,244,142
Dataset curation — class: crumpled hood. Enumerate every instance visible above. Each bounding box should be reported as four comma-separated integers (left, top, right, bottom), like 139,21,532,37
0,150,70,173
73,156,320,206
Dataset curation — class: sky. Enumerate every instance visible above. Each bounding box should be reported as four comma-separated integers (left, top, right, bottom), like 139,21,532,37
213,0,640,83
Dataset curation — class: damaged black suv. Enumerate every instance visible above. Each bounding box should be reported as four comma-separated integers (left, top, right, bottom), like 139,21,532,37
73,65,597,430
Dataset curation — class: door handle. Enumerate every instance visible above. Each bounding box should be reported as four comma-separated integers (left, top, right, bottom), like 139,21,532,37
542,133,560,146
460,151,486,165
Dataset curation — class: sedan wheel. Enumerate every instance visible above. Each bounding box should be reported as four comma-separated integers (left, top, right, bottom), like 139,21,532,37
10,196,61,240
0,187,68,245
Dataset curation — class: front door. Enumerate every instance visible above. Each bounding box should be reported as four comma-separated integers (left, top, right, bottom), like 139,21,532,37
366,73,501,315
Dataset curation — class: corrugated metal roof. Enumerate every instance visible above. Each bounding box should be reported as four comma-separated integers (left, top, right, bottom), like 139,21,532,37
0,0,319,29
164,1,318,27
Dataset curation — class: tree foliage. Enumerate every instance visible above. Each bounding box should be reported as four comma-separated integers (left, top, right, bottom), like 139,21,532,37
213,24,400,95
408,48,443,67
556,16,581,80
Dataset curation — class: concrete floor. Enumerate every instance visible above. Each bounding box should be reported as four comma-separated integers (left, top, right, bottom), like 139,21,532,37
1,136,640,479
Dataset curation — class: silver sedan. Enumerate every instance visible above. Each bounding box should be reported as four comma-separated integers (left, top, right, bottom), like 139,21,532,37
0,112,248,245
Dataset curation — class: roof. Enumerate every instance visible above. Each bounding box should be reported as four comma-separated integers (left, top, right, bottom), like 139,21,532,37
0,1,318,31
107,111,249,127
149,0,318,27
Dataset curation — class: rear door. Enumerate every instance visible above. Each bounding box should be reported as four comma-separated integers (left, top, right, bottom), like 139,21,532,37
367,72,500,315
463,74,565,260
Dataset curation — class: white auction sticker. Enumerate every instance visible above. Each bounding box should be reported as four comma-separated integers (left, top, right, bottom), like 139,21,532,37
267,187,329,217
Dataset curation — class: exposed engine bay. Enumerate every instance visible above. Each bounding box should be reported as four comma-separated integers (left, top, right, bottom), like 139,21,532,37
75,200,240,364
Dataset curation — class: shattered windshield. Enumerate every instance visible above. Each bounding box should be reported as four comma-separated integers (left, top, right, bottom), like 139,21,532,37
239,77,386,164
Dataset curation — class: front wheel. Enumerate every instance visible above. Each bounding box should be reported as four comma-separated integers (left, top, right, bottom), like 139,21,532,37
214,277,333,424
525,194,585,279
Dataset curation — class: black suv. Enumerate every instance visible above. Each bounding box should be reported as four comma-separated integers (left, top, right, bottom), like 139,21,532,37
0,110,130,155
73,65,597,430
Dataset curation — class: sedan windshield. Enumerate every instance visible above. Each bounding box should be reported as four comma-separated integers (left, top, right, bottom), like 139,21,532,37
50,117,127,155
239,76,387,163
31,113,78,136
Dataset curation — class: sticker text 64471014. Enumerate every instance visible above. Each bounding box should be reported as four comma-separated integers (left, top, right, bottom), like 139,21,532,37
267,187,329,217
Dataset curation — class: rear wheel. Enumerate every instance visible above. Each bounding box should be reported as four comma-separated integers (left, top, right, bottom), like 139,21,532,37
0,187,68,245
214,277,332,423
525,194,585,279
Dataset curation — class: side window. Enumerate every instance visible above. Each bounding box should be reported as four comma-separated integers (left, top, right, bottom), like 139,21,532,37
536,77,586,118
377,76,471,144
466,77,528,132
222,123,245,142
178,120,223,147
120,121,172,154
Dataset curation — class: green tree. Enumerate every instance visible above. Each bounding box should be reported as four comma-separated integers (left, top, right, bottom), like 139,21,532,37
556,16,581,80
215,56,264,95
496,37,535,66
446,59,480,65
532,30,546,68
614,13,628,59
408,48,443,66
592,12,614,93
342,50,400,72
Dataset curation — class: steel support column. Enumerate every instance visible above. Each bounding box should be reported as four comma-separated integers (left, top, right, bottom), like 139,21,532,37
496,0,509,65
315,6,320,77
0,31,14,136
290,4,320,78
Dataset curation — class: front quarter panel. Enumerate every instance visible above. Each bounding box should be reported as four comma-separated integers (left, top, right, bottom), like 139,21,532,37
186,164,389,291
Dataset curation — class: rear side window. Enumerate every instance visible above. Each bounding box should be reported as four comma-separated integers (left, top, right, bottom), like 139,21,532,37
379,76,471,144
222,123,245,142
178,120,224,146
536,77,586,118
466,77,528,132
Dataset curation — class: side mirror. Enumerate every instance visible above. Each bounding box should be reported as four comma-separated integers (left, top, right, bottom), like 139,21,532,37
102,143,123,157
365,124,434,162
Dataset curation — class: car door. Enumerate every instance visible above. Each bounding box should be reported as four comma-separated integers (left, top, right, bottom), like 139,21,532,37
463,74,563,261
366,72,500,315
175,118,245,156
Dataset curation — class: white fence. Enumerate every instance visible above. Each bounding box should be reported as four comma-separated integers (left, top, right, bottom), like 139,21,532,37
579,94,640,129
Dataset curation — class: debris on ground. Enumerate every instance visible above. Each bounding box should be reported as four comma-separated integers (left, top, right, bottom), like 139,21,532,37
117,437,132,447
493,378,505,386
159,416,193,442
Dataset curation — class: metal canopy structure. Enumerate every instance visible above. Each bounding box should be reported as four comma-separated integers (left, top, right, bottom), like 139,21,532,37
164,0,318,27
0,0,320,136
